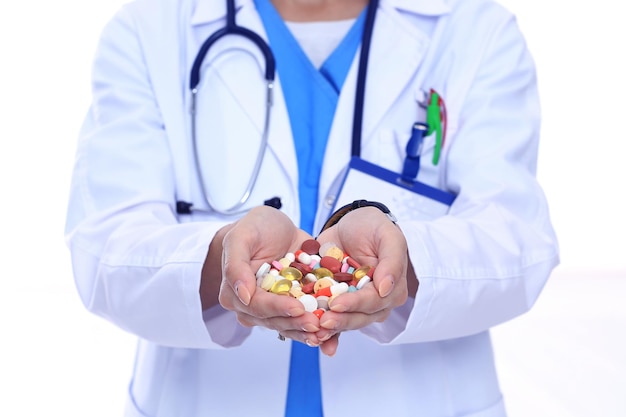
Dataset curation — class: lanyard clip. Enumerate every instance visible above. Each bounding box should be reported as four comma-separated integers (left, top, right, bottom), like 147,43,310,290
401,122,429,183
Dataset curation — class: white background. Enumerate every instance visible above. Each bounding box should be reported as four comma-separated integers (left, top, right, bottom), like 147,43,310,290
0,0,624,416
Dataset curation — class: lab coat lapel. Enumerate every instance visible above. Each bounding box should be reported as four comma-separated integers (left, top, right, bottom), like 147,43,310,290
319,2,434,200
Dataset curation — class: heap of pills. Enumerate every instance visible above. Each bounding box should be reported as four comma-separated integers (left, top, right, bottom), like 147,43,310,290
255,239,375,318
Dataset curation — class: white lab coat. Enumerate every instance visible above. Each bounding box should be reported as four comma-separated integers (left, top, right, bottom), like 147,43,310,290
65,0,559,415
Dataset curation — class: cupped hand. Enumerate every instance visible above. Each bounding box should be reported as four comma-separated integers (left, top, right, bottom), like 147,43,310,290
315,206,410,353
218,206,324,346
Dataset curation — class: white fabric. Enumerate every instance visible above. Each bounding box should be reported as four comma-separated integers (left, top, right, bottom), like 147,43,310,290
285,18,356,68
64,0,560,415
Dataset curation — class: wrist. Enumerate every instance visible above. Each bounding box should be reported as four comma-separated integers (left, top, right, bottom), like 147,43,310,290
320,200,396,233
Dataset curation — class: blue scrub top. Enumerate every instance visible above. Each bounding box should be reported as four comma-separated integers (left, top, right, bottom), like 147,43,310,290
254,1,368,416
255,0,367,235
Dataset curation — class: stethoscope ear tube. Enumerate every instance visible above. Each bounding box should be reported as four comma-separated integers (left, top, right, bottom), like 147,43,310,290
189,0,276,91
187,0,277,216
184,0,379,216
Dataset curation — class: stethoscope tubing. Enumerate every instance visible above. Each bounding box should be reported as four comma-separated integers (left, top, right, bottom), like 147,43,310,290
187,0,378,215
189,0,276,215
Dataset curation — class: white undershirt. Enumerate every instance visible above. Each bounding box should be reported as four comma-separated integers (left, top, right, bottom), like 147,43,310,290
285,18,357,68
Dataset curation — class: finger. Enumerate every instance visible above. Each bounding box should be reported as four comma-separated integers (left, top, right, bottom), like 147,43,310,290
236,310,320,332
326,283,396,315
319,333,340,357
318,308,390,333
235,309,323,346
279,330,323,347
222,286,307,318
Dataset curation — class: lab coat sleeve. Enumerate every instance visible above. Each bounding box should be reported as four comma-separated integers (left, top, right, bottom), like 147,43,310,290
362,12,559,344
64,6,251,349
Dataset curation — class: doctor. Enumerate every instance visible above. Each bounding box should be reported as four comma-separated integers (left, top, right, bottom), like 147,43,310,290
64,0,559,416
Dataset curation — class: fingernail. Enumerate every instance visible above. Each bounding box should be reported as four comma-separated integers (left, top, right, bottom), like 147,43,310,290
305,339,319,347
287,307,305,317
378,276,394,298
320,318,337,329
319,333,333,342
235,281,251,306
302,323,320,332
329,303,347,313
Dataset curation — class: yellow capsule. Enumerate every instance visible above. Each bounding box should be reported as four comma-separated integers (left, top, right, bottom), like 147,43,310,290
270,279,292,295
314,267,334,280
353,266,372,280
325,246,344,261
279,266,303,282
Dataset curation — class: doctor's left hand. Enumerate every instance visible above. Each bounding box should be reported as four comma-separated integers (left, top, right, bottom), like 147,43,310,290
315,207,412,356
214,206,326,346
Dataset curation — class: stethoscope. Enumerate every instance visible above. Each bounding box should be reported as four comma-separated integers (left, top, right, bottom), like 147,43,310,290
176,0,379,216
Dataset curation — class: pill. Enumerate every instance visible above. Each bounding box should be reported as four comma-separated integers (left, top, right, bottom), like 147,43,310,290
271,260,284,271
297,252,312,265
301,239,321,255
284,252,296,262
314,267,334,280
256,262,271,279
330,282,349,296
278,257,292,268
333,272,353,283
260,274,276,291
325,246,345,261
316,296,330,310
302,281,316,294
314,277,335,293
346,257,361,269
313,308,325,319
356,276,371,290
271,279,292,295
320,256,342,273
279,267,303,282
315,286,332,298
289,286,305,298
298,294,318,312
290,261,312,275
353,266,372,280
303,273,317,283
318,242,338,258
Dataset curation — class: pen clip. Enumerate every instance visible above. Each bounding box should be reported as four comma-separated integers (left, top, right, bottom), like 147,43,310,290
400,122,429,183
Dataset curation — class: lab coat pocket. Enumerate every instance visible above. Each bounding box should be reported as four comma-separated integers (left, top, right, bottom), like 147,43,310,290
370,127,441,189
368,128,406,173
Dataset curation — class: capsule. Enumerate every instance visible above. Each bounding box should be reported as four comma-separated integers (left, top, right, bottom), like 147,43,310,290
280,266,303,282
270,279,292,295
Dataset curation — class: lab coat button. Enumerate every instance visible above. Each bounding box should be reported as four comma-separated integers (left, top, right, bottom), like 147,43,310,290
325,196,335,207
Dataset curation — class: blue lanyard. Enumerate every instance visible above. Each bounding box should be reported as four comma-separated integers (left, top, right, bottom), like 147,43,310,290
351,0,379,157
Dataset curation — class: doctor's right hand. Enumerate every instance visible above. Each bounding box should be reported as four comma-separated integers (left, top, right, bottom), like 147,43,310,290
214,206,326,346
